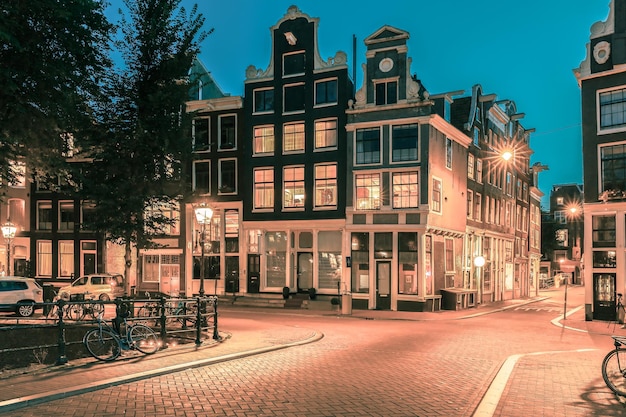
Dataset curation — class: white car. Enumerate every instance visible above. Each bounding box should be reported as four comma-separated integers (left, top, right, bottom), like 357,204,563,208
58,274,125,302
0,277,44,317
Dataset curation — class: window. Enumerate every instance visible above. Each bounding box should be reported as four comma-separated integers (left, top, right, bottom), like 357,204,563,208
554,210,566,224
219,159,237,194
475,192,482,221
283,122,305,153
284,83,305,113
446,138,452,169
315,164,337,208
254,168,274,210
254,88,274,113
592,214,616,248
467,190,474,219
315,119,337,149
445,238,454,273
265,232,287,288
254,125,274,155
476,159,483,183
556,197,564,205
355,173,381,210
283,52,305,76
38,201,52,231
351,232,369,293
283,166,305,209
600,143,626,192
59,241,74,277
599,87,626,131
374,232,392,259
391,124,418,162
432,178,442,213
192,118,210,151
143,255,160,282
81,201,96,229
468,154,475,180
315,78,337,106
318,231,342,290
218,115,236,150
473,127,480,145
506,172,513,195
398,232,418,295
375,80,397,105
37,240,52,276
193,160,210,194
145,202,180,236
59,201,75,231
355,127,381,164
392,172,418,208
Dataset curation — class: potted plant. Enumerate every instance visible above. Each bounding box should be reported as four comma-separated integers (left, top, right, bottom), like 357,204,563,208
308,287,317,300
282,286,290,299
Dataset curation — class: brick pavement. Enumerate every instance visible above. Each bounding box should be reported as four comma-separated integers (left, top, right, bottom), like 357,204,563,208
0,284,624,416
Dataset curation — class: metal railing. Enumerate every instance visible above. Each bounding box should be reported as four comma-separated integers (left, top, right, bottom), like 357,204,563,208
0,295,220,367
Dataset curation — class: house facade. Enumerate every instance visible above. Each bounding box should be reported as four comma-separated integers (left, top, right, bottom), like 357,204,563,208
575,0,626,320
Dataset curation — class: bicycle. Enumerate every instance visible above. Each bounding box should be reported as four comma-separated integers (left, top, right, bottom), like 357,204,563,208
83,311,160,361
602,335,626,396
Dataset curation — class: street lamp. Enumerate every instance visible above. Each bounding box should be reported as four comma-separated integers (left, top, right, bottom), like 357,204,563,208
1,221,17,276
194,204,213,296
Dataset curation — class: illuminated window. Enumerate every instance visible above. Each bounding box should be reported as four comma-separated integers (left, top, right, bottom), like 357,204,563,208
254,125,274,155
254,168,274,210
315,119,337,149
355,173,380,210
283,166,305,209
314,164,337,208
392,172,418,208
283,122,305,153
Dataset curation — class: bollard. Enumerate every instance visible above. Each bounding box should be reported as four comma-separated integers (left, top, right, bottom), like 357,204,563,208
212,296,220,341
55,299,68,365
195,296,203,346
159,297,168,348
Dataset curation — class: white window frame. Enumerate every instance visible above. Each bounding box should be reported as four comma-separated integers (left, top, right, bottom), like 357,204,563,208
193,160,211,195
283,121,305,154
283,165,305,210
283,82,306,114
314,77,338,107
355,172,381,210
431,177,442,214
597,85,626,135
253,125,275,156
355,126,382,166
218,114,237,151
282,51,305,78
391,123,419,163
392,171,419,209
314,118,338,151
192,117,210,152
218,158,237,195
253,167,274,211
253,88,274,114
468,154,475,180
314,163,337,209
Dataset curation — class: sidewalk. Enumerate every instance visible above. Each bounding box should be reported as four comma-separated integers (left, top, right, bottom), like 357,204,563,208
0,284,618,415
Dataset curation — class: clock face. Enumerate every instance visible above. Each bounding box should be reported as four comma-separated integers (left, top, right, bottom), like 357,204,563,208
379,58,394,73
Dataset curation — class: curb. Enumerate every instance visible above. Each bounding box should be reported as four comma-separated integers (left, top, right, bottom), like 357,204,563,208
0,331,323,413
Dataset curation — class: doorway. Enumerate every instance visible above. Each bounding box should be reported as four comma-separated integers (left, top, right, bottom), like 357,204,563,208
593,273,616,321
376,261,391,310
297,252,313,292
247,254,260,293
160,264,180,296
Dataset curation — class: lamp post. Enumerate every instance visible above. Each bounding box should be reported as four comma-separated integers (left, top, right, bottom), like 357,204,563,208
474,255,485,305
1,221,17,276
194,204,213,296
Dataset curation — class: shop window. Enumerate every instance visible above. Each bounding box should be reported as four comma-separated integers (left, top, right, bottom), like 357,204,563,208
350,232,369,294
398,232,418,295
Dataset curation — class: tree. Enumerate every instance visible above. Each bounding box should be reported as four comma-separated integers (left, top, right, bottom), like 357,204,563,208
0,0,112,186
81,0,207,291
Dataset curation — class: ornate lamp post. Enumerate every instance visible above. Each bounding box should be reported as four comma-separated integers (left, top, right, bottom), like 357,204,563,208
1,221,17,276
194,204,213,296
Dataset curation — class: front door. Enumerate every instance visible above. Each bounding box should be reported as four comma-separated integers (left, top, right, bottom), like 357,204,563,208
160,264,180,296
376,261,391,310
247,254,260,293
297,252,313,292
594,273,616,321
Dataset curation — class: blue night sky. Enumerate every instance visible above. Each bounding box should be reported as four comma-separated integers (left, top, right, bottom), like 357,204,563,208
109,1,611,208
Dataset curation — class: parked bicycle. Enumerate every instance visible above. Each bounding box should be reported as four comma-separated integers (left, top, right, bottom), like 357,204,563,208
46,293,104,323
83,309,160,361
136,292,197,327
602,334,626,396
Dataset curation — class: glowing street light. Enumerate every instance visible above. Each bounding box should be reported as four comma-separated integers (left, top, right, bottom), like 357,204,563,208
501,150,513,162
194,204,213,297
1,221,16,276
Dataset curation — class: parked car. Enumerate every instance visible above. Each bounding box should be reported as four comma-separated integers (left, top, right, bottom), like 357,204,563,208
0,277,44,317
58,273,125,302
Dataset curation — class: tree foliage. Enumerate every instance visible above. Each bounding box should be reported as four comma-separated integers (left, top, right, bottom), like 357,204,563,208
0,0,112,186
80,0,207,279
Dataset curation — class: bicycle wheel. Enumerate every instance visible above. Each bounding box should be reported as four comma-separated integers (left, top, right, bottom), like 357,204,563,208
128,324,159,354
46,305,60,324
84,328,121,361
86,302,105,319
67,303,85,321
137,305,159,326
602,348,626,396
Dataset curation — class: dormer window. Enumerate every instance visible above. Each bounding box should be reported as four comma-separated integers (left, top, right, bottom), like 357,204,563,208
375,80,397,105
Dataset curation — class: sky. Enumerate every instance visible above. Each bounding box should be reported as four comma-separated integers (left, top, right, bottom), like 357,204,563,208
108,0,611,208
